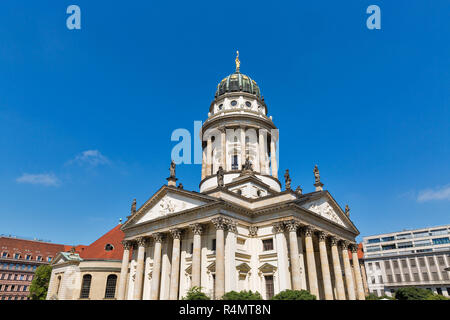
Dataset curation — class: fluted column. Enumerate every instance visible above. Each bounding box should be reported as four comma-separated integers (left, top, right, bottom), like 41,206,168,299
258,129,266,174
273,222,291,291
240,126,246,168
117,240,132,300
225,219,237,293
150,233,163,300
169,229,182,300
330,237,346,300
133,237,148,300
304,226,319,298
341,241,355,300
286,220,302,290
351,244,366,300
317,231,333,300
212,217,226,299
220,128,227,171
270,133,278,178
190,223,203,288
206,136,212,177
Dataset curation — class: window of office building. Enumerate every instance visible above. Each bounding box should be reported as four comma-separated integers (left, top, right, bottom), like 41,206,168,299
422,273,429,281
429,229,448,236
432,272,439,281
409,259,417,267
384,261,391,269
418,258,426,267
437,256,445,266
428,257,435,266
398,242,413,249
397,233,412,240
432,237,450,245
401,260,407,268
368,238,380,244
381,236,395,242
413,231,429,238
413,273,420,281
404,274,410,282
395,274,402,282
414,240,431,247
382,244,396,251
387,275,393,283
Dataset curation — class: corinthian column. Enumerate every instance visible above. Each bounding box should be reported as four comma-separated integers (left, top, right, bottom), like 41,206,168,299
206,136,212,177
270,133,277,178
212,217,226,299
117,240,131,300
133,237,148,300
341,241,355,300
150,233,163,300
317,231,333,300
304,226,319,298
190,223,203,288
258,129,266,174
330,237,346,300
273,222,291,291
240,126,246,168
220,127,227,171
169,229,182,300
286,220,302,290
351,244,366,300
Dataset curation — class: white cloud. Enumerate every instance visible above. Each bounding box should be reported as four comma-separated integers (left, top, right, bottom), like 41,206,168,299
16,173,60,187
68,150,110,167
417,185,450,202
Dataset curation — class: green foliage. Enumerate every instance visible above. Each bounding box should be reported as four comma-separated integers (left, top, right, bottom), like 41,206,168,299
366,293,394,300
222,290,263,300
271,289,316,300
394,287,448,300
182,286,211,300
29,265,52,300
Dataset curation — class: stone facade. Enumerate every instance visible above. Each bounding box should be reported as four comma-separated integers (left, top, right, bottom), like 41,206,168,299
117,59,366,300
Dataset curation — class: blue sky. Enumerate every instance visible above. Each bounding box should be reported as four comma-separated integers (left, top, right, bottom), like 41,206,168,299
0,1,449,245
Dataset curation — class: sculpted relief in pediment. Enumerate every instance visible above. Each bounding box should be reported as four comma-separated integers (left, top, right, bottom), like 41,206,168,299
302,198,345,227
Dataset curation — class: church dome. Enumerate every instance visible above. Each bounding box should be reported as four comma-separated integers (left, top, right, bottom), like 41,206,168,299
215,51,262,99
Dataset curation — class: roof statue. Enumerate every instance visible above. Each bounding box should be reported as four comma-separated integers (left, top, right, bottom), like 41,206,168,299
178,183,184,189
242,158,253,171
169,160,176,178
235,50,240,72
284,169,291,190
131,199,136,215
295,185,302,195
217,166,224,188
313,165,320,184
345,204,350,216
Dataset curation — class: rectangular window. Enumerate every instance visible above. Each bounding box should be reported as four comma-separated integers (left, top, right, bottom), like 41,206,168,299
432,272,439,281
381,236,395,242
384,261,391,269
428,257,435,266
14,253,20,259
375,262,380,270
429,229,448,236
367,238,380,244
422,273,429,281
1,252,7,258
437,256,445,266
432,237,450,245
262,239,274,251
409,259,417,267
387,275,393,283
231,155,239,170
413,273,420,281
366,246,381,252
414,240,431,247
382,244,396,251
401,260,407,268
404,274,410,282
398,242,413,249
378,275,383,284
264,275,274,299
397,233,412,240
442,272,449,280
395,274,402,282
413,231,429,238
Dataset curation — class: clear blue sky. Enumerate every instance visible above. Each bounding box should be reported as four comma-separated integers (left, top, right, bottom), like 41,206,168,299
1,1,449,245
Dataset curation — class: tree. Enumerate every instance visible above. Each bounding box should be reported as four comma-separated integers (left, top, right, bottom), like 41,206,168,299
222,290,262,300
271,289,316,300
366,293,393,300
182,286,210,300
29,265,52,300
394,287,435,300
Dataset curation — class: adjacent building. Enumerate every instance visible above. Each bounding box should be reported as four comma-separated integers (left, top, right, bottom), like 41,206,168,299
0,235,68,300
363,224,450,297
115,55,367,300
46,224,125,300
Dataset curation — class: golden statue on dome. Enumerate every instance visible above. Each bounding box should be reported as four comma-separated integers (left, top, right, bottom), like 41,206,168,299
235,50,240,72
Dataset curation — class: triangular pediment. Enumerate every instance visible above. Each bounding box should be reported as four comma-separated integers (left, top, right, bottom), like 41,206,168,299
123,186,217,228
299,194,355,232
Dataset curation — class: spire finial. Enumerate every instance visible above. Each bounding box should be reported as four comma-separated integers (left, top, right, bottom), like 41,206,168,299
235,50,240,72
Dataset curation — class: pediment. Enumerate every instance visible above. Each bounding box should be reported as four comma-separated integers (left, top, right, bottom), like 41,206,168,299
300,196,353,231
123,186,217,227
258,263,277,273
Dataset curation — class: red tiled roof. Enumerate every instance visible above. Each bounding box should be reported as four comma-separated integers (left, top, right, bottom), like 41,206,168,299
0,237,66,262
348,242,364,260
77,224,125,260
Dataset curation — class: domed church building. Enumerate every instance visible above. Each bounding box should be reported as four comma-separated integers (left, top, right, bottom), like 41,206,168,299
117,53,366,300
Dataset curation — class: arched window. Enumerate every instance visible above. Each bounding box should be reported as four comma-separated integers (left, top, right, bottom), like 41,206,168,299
80,274,92,299
104,274,117,298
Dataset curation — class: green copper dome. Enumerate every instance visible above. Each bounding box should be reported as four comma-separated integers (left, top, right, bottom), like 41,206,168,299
215,72,262,99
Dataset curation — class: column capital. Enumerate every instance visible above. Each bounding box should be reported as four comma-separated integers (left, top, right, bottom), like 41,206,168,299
329,236,340,246
248,226,258,237
211,217,227,230
272,221,285,233
317,231,329,242
303,225,315,237
226,218,238,233
121,240,132,250
189,223,204,235
339,240,351,250
169,228,182,239
152,232,164,243
350,243,359,253
136,237,149,247
285,219,300,232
